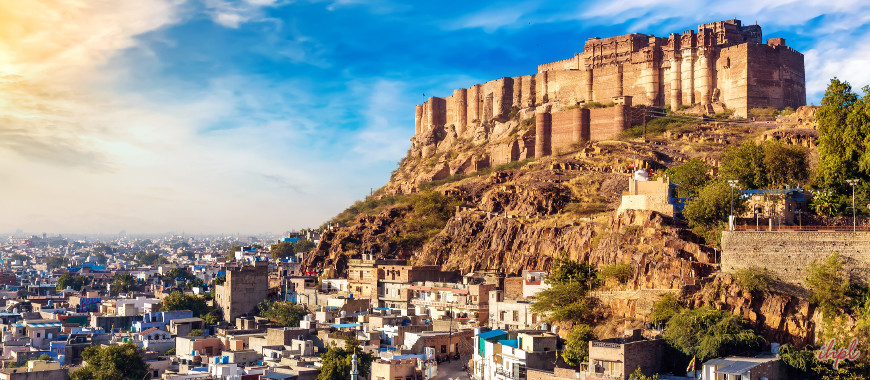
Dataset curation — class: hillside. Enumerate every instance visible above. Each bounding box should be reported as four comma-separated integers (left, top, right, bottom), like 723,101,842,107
300,108,823,345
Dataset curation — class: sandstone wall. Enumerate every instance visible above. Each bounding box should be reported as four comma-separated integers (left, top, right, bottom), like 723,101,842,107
721,231,870,289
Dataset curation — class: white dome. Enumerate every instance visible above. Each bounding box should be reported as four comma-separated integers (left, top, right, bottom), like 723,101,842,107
634,169,649,181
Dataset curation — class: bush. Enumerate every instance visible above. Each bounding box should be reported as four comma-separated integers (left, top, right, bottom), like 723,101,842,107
806,252,850,318
664,307,762,363
187,329,203,337
598,263,633,284
735,267,771,292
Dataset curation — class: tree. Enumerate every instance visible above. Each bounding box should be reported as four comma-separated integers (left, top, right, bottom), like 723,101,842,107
719,141,765,189
69,343,151,380
165,347,176,356
187,278,205,290
762,140,810,187
815,78,867,192
547,251,598,287
161,292,210,318
257,300,308,327
293,239,316,253
650,293,683,325
628,367,659,380
683,179,744,245
163,267,193,284
665,158,712,198
562,324,596,367
187,329,203,337
806,252,851,318
45,256,68,269
270,242,295,260
317,337,374,380
37,354,52,361
95,252,108,266
113,273,136,293
215,275,226,286
56,273,88,291
664,307,762,364
530,282,591,323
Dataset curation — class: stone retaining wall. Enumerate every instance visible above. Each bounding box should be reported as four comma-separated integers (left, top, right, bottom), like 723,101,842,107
721,231,870,287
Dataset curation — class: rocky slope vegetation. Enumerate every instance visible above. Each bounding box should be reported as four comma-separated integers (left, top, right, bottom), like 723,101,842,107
303,109,823,346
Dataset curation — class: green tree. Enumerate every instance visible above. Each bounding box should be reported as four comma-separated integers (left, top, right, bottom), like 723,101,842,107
664,307,762,363
293,239,316,253
547,251,598,287
56,273,88,291
113,273,136,293
187,278,205,290
317,337,375,380
628,367,660,380
719,141,766,189
215,275,226,286
45,256,68,269
163,267,193,284
161,291,210,318
270,242,295,260
665,158,712,198
650,293,683,325
37,354,52,361
165,347,176,356
257,300,308,327
69,343,151,380
806,252,851,318
562,324,596,367
530,282,591,323
187,329,203,337
762,140,810,187
815,78,867,192
683,179,744,245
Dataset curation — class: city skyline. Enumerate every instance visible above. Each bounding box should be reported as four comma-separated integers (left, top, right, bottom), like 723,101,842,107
3,0,870,233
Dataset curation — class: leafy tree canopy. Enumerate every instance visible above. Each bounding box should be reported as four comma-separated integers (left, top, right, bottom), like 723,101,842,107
664,307,762,363
815,78,870,193
69,343,151,380
317,337,375,380
57,273,89,291
161,291,210,319
683,179,745,245
650,293,684,325
665,158,712,198
113,273,136,293
257,300,308,327
270,242,295,260
562,324,596,367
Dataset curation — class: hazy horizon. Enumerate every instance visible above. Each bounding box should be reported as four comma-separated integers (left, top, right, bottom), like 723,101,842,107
3,0,870,234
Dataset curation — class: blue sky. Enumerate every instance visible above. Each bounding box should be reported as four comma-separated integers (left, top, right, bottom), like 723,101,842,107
2,0,869,234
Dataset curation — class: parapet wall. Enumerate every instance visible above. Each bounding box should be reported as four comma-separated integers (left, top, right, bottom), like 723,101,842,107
721,231,870,289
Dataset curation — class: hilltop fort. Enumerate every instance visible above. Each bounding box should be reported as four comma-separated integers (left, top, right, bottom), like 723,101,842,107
409,19,805,182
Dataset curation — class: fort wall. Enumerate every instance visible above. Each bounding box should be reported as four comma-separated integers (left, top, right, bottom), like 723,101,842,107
721,231,870,289
411,19,805,171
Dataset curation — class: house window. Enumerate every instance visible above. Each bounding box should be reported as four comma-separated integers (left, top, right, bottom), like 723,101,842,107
441,345,447,353
513,311,519,321
36,333,40,338
500,311,505,321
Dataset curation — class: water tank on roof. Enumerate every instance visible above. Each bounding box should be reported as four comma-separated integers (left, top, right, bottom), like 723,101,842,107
222,356,229,364
551,325,560,334
340,310,346,318
634,169,649,181
541,323,548,331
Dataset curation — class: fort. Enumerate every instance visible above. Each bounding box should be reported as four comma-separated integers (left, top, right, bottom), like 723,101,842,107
411,19,805,167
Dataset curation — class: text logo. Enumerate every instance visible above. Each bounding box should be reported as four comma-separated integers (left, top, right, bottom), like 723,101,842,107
816,338,861,369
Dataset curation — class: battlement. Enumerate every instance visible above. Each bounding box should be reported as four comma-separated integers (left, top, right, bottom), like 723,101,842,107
411,19,805,172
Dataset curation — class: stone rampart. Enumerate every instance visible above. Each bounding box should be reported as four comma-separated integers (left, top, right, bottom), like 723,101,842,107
721,231,870,288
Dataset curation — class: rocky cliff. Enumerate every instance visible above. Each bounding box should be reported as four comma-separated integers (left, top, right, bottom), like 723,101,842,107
304,113,822,346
